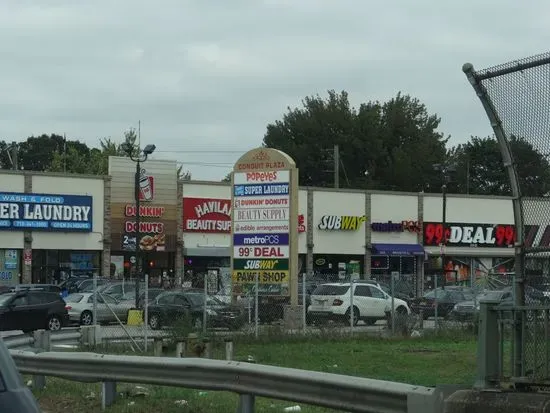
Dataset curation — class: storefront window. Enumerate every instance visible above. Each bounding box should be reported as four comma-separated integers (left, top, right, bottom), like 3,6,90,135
31,250,102,284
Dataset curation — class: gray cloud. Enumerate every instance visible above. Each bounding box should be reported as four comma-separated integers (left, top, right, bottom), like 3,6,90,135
1,0,549,180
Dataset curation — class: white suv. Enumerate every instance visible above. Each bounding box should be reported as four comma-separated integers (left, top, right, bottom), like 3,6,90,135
307,282,410,325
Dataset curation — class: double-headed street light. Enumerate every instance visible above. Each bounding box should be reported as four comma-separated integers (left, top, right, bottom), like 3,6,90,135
433,163,456,288
123,143,156,308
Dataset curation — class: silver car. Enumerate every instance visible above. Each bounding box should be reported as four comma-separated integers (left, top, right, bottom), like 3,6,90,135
65,293,134,325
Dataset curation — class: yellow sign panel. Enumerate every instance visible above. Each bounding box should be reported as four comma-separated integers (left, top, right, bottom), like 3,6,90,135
232,270,289,284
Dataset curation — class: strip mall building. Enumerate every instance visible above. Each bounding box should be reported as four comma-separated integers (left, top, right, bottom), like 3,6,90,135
2,159,546,295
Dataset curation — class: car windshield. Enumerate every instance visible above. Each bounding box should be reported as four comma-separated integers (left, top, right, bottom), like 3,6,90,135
186,293,221,306
0,293,15,306
312,285,350,296
423,289,449,299
65,294,84,303
479,291,506,301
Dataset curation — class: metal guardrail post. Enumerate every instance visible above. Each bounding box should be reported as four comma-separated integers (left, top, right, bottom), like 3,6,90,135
474,299,500,389
153,338,163,357
33,330,51,352
225,338,234,361
237,356,256,413
237,394,255,413
102,381,117,410
203,339,212,359
175,340,186,358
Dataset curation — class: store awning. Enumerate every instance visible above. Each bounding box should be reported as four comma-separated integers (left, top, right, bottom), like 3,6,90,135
371,243,425,256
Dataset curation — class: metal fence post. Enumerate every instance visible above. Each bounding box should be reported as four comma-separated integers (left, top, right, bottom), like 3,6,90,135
203,273,208,334
302,273,307,334
144,273,149,351
391,274,396,336
93,274,98,328
434,273,438,332
474,299,501,389
350,279,354,334
254,274,259,339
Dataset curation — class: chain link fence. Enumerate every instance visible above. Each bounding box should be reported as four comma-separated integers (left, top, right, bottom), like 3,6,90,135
464,51,550,383
57,272,499,350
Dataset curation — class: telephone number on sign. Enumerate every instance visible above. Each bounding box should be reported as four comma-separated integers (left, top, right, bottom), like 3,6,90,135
233,246,289,258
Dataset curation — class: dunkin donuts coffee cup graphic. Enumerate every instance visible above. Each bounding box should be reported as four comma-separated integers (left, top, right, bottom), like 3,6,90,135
139,170,154,201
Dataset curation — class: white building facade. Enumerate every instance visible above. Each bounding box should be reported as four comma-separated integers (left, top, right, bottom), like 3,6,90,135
0,171,108,286
181,181,525,294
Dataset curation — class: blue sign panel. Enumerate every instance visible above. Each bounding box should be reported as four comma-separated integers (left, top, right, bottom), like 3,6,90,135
233,183,289,197
233,233,289,246
0,192,93,232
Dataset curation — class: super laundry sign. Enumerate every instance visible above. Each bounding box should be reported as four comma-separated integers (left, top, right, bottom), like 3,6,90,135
0,192,93,232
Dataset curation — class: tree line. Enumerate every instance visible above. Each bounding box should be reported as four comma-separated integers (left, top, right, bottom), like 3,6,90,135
2,90,547,196
0,129,190,179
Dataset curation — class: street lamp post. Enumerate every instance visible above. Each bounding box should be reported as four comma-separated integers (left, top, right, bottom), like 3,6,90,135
433,163,455,289
123,143,156,308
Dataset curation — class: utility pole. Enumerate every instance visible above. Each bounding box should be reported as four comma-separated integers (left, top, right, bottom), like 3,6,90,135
11,142,17,171
334,144,339,188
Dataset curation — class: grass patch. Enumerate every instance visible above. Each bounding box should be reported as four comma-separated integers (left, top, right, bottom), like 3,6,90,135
33,336,477,412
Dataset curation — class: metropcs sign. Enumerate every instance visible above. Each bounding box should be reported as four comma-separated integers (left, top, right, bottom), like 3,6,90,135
231,148,298,298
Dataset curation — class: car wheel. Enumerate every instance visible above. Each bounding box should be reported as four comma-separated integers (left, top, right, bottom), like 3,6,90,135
149,314,161,330
345,306,360,326
47,315,62,331
396,306,408,315
80,311,93,326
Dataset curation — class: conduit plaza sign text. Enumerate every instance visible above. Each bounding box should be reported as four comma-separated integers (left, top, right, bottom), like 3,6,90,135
232,169,291,295
0,192,93,232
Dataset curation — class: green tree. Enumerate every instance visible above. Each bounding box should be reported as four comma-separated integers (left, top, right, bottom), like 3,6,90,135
450,135,550,196
262,90,448,191
222,172,231,182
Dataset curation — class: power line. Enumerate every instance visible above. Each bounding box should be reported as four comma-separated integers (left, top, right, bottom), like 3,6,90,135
155,150,247,154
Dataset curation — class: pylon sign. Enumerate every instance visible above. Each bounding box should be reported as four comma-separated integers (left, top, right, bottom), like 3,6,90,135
231,148,299,305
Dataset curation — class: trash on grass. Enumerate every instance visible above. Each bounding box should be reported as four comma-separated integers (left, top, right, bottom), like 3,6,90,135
283,406,301,412
85,392,96,400
174,399,189,406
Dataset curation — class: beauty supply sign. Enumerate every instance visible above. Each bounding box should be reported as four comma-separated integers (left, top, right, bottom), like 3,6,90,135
231,150,299,299
183,197,231,233
0,192,93,232
423,221,516,248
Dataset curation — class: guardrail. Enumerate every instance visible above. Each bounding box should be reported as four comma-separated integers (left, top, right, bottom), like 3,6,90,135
2,328,82,350
9,349,446,413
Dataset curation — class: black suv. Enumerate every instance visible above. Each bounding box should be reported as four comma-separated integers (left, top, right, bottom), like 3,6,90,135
0,291,69,332
0,337,42,412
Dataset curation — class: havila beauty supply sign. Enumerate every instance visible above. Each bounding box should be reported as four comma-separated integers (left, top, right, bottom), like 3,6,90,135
183,197,231,233
0,192,93,232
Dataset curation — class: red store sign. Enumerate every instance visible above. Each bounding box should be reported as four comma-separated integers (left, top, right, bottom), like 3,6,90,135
423,222,516,248
183,198,232,233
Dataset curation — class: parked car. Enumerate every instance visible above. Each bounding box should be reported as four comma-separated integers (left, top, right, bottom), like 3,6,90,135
0,290,68,332
65,292,134,325
77,278,111,293
59,276,90,294
450,289,513,321
0,337,42,412
307,282,410,326
146,291,245,330
9,284,62,295
117,288,166,309
410,287,475,319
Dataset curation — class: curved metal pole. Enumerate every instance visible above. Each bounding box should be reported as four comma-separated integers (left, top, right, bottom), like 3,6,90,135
463,63,525,377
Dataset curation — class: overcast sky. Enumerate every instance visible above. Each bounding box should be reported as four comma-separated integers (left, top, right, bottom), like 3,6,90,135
1,1,548,180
